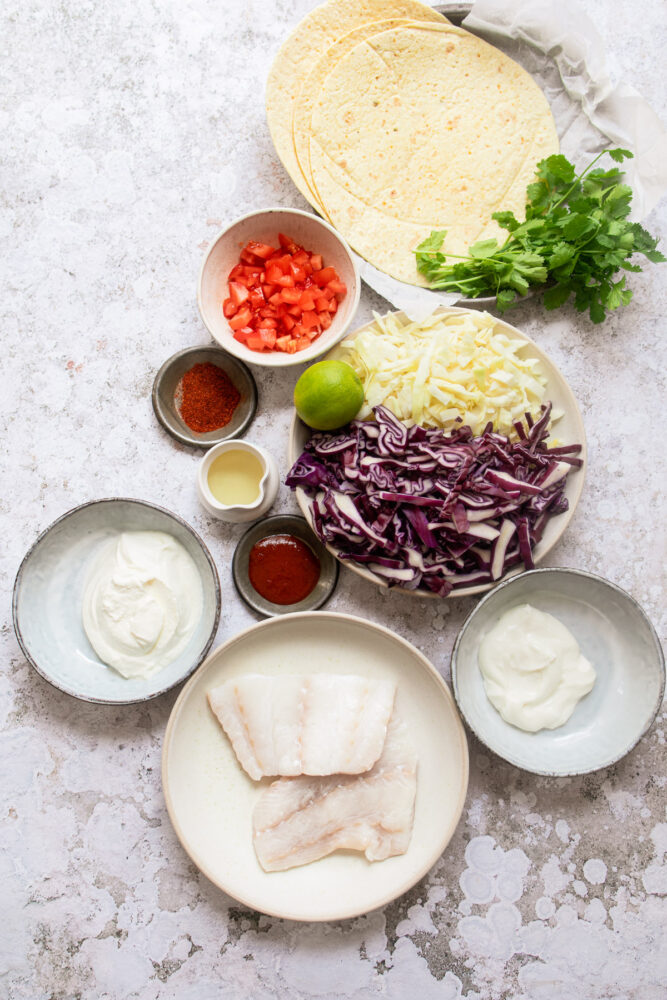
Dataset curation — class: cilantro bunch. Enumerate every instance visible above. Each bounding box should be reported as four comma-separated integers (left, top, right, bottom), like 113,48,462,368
415,149,665,322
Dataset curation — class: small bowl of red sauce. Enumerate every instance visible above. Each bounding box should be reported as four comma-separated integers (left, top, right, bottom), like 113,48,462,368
232,514,339,616
152,345,258,449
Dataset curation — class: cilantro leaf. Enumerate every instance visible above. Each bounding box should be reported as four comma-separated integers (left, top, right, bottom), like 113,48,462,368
468,238,501,259
416,230,447,255
608,148,634,162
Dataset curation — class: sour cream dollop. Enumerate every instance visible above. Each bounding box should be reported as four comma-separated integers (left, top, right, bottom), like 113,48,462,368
478,604,596,732
82,531,203,679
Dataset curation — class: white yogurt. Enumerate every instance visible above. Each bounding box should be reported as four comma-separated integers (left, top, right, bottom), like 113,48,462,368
478,603,596,732
82,531,203,679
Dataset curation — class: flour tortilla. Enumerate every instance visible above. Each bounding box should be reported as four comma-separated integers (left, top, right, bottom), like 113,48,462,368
291,16,443,212
265,0,447,206
297,20,558,285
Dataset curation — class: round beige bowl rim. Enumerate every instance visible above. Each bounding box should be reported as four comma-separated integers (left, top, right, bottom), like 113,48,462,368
161,610,469,921
287,306,587,599
196,206,361,368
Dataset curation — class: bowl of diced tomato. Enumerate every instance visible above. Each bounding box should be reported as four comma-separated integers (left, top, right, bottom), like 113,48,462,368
197,207,361,367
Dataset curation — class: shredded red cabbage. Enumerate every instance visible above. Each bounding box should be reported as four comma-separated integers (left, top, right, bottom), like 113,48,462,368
286,404,582,596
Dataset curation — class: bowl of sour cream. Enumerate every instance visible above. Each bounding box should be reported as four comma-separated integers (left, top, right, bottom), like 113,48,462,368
12,499,221,704
451,568,664,776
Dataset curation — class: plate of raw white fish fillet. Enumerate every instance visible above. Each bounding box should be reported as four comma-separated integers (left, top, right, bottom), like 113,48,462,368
162,611,469,921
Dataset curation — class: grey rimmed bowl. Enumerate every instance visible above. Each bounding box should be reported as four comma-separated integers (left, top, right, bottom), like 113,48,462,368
12,498,221,704
152,344,257,449
232,514,338,617
451,567,665,776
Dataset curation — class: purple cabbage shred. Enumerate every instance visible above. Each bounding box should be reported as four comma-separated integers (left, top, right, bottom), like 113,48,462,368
285,404,581,595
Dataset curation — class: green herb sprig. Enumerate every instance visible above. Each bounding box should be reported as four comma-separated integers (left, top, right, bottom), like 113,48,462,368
415,149,665,322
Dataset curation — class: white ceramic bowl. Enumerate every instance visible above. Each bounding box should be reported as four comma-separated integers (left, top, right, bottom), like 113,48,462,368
288,307,586,599
197,207,361,367
451,568,665,776
12,499,221,704
162,611,469,921
197,439,279,523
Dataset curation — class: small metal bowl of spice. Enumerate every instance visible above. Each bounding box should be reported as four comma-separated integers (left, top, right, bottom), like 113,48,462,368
232,514,339,616
152,344,257,449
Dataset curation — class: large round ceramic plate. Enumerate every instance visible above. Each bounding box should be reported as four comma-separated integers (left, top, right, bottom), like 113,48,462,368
12,499,221,704
288,307,586,599
162,612,469,921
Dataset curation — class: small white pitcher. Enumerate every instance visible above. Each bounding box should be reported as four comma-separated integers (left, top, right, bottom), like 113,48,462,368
197,440,279,523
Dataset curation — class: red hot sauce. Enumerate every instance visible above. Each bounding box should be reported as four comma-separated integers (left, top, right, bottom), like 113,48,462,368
248,534,320,605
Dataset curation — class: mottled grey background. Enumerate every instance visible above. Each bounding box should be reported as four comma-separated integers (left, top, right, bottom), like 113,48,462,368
1,1,665,998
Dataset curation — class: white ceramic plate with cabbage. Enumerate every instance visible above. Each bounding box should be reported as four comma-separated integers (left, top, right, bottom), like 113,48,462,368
287,307,586,598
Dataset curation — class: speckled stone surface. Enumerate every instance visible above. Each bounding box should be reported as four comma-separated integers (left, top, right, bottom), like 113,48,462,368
2,1,666,997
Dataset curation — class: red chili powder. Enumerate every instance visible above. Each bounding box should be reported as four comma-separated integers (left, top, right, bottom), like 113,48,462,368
248,534,321,605
178,362,241,433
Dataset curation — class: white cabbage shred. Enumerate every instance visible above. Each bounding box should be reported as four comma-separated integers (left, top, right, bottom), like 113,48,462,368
331,310,555,438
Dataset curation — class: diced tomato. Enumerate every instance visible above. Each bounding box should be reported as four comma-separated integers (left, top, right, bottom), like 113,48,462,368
229,282,249,307
240,248,261,265
245,335,265,351
278,233,300,254
228,306,252,331
301,310,320,330
298,290,316,311
280,287,302,305
259,328,277,349
313,266,337,287
265,264,283,284
289,263,307,283
245,241,275,260
224,233,347,353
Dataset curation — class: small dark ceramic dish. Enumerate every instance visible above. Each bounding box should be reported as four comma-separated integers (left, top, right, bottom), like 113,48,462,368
152,345,257,449
232,514,338,617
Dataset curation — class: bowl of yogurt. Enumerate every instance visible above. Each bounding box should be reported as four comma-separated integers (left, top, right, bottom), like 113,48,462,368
13,498,221,704
450,567,664,776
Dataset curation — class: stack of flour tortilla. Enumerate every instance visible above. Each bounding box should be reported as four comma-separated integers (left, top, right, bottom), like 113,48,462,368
267,0,558,285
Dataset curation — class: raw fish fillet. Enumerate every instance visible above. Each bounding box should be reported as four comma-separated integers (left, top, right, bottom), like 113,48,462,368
252,712,417,872
207,674,396,780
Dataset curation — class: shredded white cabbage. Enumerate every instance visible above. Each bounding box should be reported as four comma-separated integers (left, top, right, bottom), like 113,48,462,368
331,310,555,438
